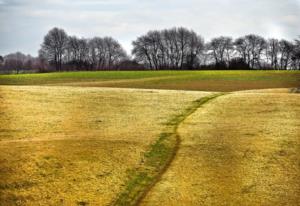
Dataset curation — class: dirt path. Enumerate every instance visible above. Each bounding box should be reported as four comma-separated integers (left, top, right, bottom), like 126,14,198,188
141,90,300,205
111,93,224,206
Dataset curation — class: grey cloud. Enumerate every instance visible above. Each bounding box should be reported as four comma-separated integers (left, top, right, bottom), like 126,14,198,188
0,0,299,56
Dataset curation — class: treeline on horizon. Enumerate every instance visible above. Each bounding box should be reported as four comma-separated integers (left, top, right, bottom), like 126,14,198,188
1,27,300,73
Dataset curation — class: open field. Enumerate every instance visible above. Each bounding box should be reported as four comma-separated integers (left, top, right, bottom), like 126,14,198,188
0,71,299,206
0,86,210,205
0,70,299,92
142,90,300,205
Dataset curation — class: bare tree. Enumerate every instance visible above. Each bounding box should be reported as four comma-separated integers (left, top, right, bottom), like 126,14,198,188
0,55,3,68
234,37,249,66
207,36,234,67
88,37,127,70
89,37,105,69
67,36,80,63
266,39,280,70
177,28,190,69
39,27,68,71
4,52,24,74
292,37,300,70
103,37,127,69
235,35,267,69
186,31,205,68
2,52,36,73
66,36,89,69
132,34,155,69
279,40,294,70
132,27,204,70
78,38,89,63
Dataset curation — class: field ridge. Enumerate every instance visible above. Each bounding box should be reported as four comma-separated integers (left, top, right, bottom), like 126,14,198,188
111,93,225,206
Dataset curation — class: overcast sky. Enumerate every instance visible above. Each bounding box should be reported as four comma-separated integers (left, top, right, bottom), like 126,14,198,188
0,0,300,56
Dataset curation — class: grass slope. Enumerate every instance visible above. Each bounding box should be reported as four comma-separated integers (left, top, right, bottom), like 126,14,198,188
1,70,299,91
0,86,209,205
142,90,300,205
112,93,223,206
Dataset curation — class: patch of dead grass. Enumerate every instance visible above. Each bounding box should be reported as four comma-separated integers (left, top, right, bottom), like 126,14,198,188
142,90,300,206
0,86,210,205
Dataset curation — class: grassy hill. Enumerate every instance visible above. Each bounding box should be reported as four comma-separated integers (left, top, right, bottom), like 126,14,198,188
1,70,299,91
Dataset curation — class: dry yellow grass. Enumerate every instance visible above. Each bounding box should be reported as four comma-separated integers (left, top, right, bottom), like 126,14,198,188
142,90,300,206
0,86,210,205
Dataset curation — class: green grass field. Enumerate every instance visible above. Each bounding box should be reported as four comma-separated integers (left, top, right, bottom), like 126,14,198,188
0,70,299,205
0,70,299,91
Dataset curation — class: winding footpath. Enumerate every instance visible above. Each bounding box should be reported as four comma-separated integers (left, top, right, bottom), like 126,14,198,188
141,90,300,205
112,89,300,206
110,93,225,206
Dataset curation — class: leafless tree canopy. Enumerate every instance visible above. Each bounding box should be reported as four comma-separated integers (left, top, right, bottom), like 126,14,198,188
206,36,234,68
294,37,300,69
205,34,299,70
1,27,300,73
233,34,267,69
132,29,300,70
132,27,205,70
39,28,69,71
89,37,127,70
0,52,44,74
38,27,128,71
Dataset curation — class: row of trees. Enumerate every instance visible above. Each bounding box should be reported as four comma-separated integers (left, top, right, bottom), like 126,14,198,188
1,27,300,73
39,28,128,71
208,35,300,70
133,28,300,70
133,28,205,70
0,52,46,74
